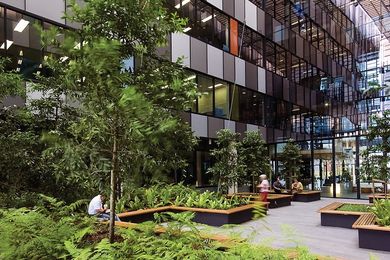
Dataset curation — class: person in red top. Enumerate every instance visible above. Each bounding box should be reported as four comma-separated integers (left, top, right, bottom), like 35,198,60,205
257,174,270,202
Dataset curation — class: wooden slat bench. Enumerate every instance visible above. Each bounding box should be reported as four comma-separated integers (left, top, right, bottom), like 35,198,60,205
368,194,389,203
293,190,321,202
352,213,390,251
319,202,371,228
230,193,292,208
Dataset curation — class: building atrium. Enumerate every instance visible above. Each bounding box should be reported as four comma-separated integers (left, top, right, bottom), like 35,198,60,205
0,0,389,259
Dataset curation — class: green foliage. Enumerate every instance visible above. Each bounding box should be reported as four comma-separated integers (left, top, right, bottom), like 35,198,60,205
208,129,246,194
0,196,93,260
0,57,24,101
1,203,330,260
252,203,267,220
279,139,303,188
118,183,249,211
336,204,371,212
361,110,390,189
239,131,271,189
371,199,390,226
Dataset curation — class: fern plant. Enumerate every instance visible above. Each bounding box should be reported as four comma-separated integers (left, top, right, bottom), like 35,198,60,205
371,199,390,226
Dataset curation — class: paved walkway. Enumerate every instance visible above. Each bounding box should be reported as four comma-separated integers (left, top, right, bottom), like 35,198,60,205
219,198,390,260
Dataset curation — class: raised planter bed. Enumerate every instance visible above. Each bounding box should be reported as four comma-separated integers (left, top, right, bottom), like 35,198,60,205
293,191,321,202
230,193,292,208
267,190,321,202
353,213,390,252
319,202,371,229
117,203,268,227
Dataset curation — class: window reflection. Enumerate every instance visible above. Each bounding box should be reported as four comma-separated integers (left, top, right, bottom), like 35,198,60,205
197,75,213,115
214,80,228,118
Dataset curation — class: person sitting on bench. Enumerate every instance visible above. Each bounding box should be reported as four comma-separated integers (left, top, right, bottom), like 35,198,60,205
273,176,285,194
291,178,303,195
88,193,120,221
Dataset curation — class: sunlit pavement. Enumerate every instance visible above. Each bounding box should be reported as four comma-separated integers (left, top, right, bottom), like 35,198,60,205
212,198,390,260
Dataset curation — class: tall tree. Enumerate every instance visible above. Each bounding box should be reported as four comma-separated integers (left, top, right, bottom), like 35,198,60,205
208,129,245,194
39,0,198,242
362,110,390,195
279,139,303,189
239,131,271,191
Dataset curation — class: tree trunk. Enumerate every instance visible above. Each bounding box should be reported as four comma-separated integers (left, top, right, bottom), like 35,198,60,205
109,135,118,243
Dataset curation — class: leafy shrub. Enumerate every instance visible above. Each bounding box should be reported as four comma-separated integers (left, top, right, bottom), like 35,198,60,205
1,203,329,260
118,183,250,211
371,199,390,226
63,212,327,260
336,204,371,212
0,195,93,260
0,191,41,208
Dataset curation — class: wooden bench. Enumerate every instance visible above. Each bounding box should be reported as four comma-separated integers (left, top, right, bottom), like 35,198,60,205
352,213,390,251
293,190,321,202
368,194,389,203
319,202,371,228
230,193,292,208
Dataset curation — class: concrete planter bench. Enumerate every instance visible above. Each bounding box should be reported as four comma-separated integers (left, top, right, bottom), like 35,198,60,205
353,214,390,252
319,202,371,229
230,193,292,208
117,203,268,227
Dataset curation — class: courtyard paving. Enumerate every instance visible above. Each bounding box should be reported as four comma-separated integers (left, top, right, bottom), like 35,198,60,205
217,198,390,260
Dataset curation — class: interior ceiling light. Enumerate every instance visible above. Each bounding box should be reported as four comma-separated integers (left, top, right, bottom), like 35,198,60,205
208,85,213,89
215,83,223,87
0,40,13,50
185,75,196,81
14,19,30,32
175,0,190,9
202,14,215,23
183,27,192,32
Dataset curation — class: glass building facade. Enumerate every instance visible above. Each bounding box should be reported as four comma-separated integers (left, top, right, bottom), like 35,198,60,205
0,0,389,198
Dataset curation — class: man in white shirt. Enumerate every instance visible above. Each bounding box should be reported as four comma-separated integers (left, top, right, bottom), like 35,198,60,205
88,194,120,221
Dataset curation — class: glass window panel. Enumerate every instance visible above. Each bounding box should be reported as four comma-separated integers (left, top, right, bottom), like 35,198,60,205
252,33,263,67
230,85,240,121
6,11,42,79
196,2,213,45
265,41,275,72
214,79,229,118
0,7,5,56
197,75,213,115
213,9,229,51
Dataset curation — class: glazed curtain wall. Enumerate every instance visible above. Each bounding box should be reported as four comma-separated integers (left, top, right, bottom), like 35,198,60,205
167,0,358,108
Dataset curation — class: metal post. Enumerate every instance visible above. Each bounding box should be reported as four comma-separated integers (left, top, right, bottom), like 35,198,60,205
356,127,361,199
332,137,337,198
310,117,315,190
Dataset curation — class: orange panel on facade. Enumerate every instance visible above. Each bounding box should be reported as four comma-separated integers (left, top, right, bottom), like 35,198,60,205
230,18,238,56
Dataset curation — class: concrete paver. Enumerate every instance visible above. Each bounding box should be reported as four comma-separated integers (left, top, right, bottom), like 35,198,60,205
221,198,390,260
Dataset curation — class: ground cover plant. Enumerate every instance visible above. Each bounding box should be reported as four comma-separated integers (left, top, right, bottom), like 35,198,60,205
370,199,390,226
0,197,334,260
117,183,251,212
335,204,371,212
